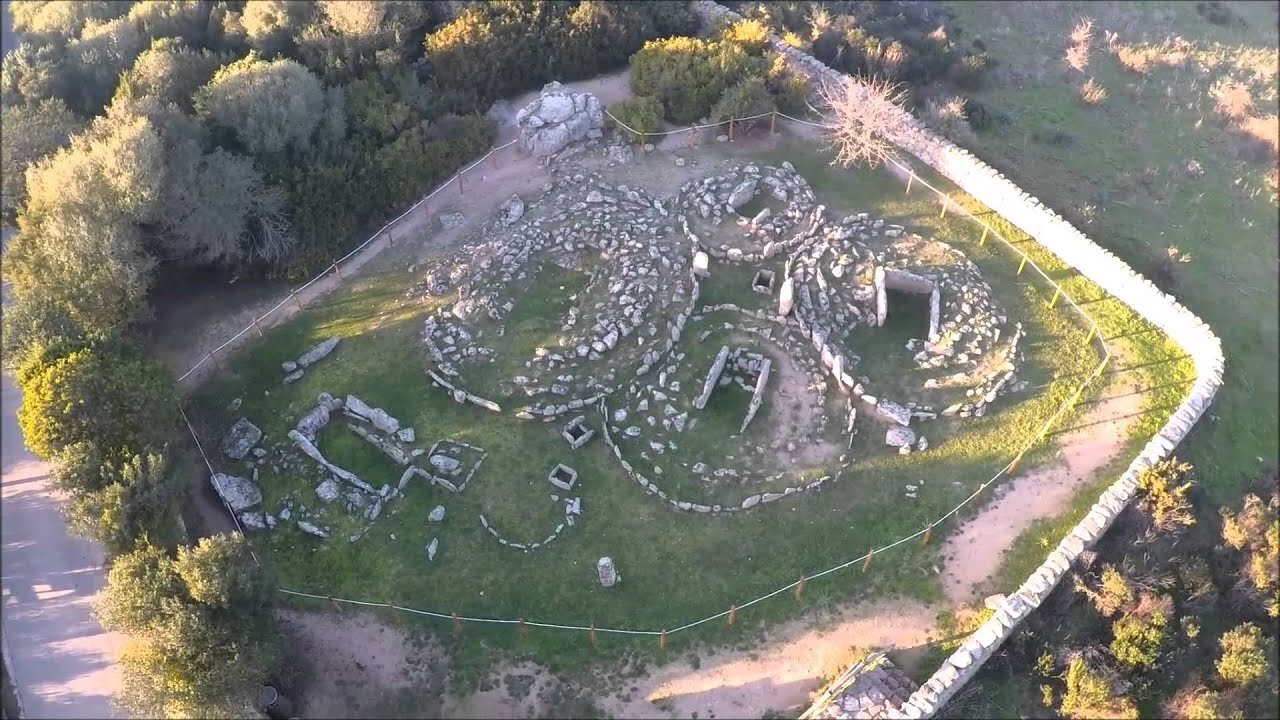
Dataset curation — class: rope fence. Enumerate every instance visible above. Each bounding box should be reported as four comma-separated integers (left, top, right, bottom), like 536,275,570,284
177,107,1116,644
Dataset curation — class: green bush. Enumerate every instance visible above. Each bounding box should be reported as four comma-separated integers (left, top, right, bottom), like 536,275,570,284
1216,623,1270,686
630,36,764,124
15,340,175,461
765,52,811,115
710,76,775,126
719,18,772,55
608,96,664,143
95,535,279,717
1060,658,1139,719
1111,609,1169,670
64,451,184,557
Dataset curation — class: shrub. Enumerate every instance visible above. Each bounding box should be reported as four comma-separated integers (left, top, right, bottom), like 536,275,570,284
194,53,326,156
1211,79,1255,120
765,52,811,115
1081,564,1135,617
710,76,775,127
1216,623,1270,686
923,94,975,144
720,18,772,55
95,536,279,717
1110,604,1169,670
630,36,763,124
1080,79,1107,105
1060,657,1139,719
608,96,663,143
15,340,175,461
64,451,184,557
1136,457,1197,533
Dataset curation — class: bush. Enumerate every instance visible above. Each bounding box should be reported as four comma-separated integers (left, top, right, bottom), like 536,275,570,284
64,451,184,557
1136,457,1197,533
1110,604,1169,670
765,52,811,115
1216,623,1270,686
15,340,175,461
720,18,772,55
1060,657,1139,719
608,96,664,143
630,36,764,124
94,536,279,717
710,75,776,129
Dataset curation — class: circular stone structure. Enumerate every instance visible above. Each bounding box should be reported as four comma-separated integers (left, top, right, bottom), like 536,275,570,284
418,160,1026,518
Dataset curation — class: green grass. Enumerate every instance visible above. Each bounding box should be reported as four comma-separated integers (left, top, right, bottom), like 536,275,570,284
939,0,1278,502
182,134,1154,683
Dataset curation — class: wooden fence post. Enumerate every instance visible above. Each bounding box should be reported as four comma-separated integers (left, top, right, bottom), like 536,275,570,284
332,261,343,280
589,624,597,646
1049,286,1063,307
862,548,874,573
905,173,913,194
458,175,464,195
979,226,989,247
770,110,777,134
794,575,806,600
252,317,264,337
386,230,395,247
659,629,667,650
1086,326,1097,344
922,526,932,546
452,612,462,639
939,196,949,219
728,120,734,142
1017,256,1029,275
727,605,737,626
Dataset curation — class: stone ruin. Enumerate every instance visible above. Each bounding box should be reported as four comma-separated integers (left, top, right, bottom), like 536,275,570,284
516,81,604,157
409,155,1028,517
215,144,1030,575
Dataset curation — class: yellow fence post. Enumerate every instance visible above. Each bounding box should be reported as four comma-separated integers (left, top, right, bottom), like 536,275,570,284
905,173,914,195
939,196,949,219
979,226,988,247
1049,286,1062,307
1086,325,1097,344
1017,256,1029,275
922,526,932,546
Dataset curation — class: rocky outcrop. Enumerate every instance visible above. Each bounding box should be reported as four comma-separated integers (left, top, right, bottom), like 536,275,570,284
210,473,262,513
516,81,604,157
222,418,262,460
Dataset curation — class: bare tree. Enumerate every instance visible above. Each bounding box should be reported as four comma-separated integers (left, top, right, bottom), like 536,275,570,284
816,74,910,168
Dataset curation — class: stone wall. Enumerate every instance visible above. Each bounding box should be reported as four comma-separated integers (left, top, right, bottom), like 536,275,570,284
690,2,1225,717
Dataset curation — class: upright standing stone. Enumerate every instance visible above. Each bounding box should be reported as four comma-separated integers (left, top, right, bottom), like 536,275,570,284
597,556,620,587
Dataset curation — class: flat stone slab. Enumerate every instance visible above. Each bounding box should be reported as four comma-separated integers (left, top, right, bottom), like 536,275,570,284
221,418,262,460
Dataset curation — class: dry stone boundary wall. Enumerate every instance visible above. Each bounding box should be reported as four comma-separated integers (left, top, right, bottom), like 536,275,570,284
691,2,1225,717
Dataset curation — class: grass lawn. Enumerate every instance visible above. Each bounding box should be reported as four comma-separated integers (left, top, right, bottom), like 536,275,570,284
181,130,1180,683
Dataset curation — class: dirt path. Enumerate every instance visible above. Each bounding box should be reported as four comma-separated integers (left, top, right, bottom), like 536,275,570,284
938,353,1145,604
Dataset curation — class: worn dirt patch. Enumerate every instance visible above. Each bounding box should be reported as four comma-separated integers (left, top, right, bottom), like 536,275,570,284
279,608,445,719
938,347,1146,604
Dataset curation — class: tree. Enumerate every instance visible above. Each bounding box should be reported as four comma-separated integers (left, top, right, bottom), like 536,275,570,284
9,1,129,46
1,42,71,106
0,98,84,220
64,15,149,113
115,38,231,111
1216,623,1271,686
14,340,175,461
240,0,317,56
818,73,910,168
126,0,213,47
95,535,279,718
195,53,325,156
64,451,184,557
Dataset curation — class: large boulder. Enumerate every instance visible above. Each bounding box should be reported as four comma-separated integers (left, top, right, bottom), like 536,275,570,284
344,395,400,435
221,418,262,460
210,473,262,513
517,82,604,157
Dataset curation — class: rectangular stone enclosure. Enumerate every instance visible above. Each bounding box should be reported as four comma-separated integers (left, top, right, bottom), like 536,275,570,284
548,463,578,491
561,415,595,449
752,269,776,294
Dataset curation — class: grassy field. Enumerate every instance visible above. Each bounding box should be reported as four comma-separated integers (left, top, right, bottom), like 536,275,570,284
939,0,1279,502
180,129,1184,683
